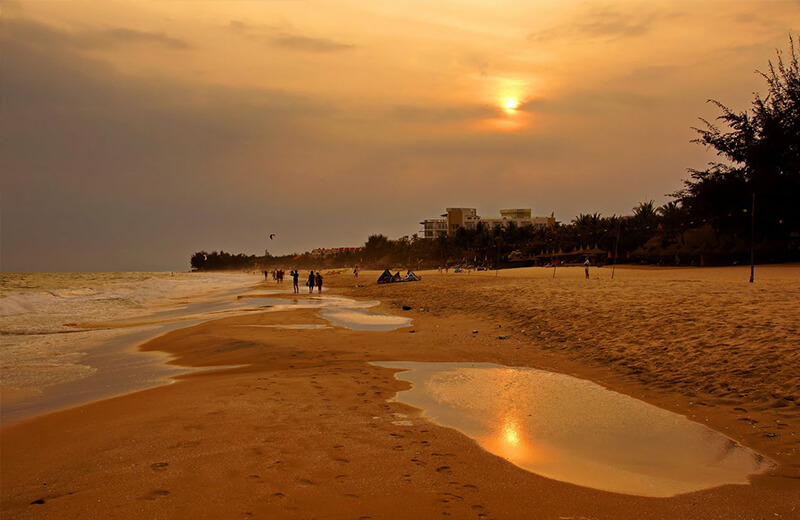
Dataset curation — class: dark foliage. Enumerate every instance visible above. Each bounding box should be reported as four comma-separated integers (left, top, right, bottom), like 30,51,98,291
677,38,800,243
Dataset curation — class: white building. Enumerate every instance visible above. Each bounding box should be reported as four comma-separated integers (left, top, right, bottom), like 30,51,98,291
420,207,555,238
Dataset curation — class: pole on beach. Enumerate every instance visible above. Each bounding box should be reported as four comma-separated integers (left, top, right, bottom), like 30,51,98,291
495,238,501,277
612,219,622,280
749,192,755,283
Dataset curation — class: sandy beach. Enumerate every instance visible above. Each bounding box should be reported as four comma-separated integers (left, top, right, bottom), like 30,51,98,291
2,265,799,519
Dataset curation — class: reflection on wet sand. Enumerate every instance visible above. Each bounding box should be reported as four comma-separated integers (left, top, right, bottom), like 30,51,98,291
375,361,774,497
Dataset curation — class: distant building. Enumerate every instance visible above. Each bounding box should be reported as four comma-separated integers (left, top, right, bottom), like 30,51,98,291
420,207,555,238
310,246,364,257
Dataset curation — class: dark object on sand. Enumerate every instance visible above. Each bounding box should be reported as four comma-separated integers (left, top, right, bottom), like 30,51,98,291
377,269,422,284
402,305,412,310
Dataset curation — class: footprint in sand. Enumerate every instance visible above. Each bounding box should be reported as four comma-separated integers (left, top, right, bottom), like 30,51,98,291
296,478,316,486
150,462,169,472
334,474,348,482
335,458,350,463
139,490,170,501
170,441,200,449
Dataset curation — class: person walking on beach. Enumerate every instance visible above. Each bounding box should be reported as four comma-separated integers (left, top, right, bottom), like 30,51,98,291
292,269,300,294
315,271,323,293
353,266,359,278
308,271,316,294
584,257,590,279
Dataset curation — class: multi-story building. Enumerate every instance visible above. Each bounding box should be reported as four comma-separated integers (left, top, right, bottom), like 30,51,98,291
310,247,364,257
420,218,448,239
420,207,555,238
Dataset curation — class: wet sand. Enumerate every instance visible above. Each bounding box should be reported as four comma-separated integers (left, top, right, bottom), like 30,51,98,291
2,266,799,519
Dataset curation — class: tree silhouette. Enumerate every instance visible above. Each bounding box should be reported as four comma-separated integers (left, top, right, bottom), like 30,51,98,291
678,37,799,244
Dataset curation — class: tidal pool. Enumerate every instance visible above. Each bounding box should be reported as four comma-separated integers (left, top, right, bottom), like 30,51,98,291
257,294,412,331
374,361,774,497
319,307,411,331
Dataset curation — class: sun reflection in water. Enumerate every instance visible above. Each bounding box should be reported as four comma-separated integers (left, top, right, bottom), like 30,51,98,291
502,419,521,447
486,414,539,464
376,361,776,497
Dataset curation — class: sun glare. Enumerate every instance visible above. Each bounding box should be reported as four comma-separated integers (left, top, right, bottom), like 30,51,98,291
503,98,519,111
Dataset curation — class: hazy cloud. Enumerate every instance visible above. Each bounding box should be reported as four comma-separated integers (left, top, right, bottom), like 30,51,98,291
88,28,190,49
529,6,683,43
3,17,189,51
390,103,499,123
229,19,354,53
1,17,344,271
271,32,354,53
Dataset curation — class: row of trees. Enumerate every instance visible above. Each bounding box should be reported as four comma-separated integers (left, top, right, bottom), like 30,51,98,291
191,39,799,271
676,37,799,248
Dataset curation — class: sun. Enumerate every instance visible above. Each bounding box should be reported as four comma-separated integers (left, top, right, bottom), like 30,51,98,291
503,98,520,111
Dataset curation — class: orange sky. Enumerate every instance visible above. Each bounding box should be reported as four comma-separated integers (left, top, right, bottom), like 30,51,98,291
2,1,798,270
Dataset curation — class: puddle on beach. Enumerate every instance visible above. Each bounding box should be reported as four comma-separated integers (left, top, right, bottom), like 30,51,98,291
319,308,411,331
374,361,774,497
256,295,412,331
234,324,332,330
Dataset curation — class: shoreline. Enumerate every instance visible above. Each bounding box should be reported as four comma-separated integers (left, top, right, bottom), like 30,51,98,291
2,266,799,519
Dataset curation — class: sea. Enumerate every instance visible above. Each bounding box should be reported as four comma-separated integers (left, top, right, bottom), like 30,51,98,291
0,271,265,422
1,271,409,423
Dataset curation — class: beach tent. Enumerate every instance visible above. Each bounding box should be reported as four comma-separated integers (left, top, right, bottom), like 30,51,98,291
377,269,393,284
403,270,422,282
377,269,422,284
588,244,607,255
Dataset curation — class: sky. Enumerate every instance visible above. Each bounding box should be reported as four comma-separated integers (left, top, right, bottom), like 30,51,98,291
2,1,798,272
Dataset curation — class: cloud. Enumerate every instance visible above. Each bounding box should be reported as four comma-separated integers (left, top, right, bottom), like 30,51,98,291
229,18,354,53
270,32,354,53
3,16,190,51
88,28,190,49
390,103,499,123
529,6,683,43
1,16,346,271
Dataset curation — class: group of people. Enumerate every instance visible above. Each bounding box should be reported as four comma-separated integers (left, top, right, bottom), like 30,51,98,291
267,268,323,294
264,269,286,283
306,271,323,294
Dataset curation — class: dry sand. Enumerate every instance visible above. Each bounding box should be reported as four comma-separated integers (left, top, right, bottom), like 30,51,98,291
2,265,799,519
